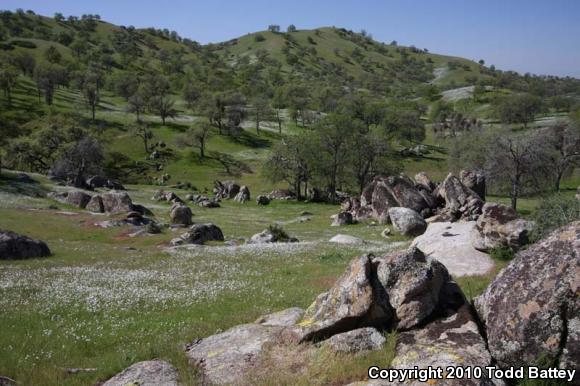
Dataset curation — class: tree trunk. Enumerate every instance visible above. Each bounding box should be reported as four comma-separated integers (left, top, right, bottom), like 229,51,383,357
200,140,205,159
555,170,563,192
277,110,282,133
162,115,166,125
91,104,95,121
256,111,260,135
510,180,518,210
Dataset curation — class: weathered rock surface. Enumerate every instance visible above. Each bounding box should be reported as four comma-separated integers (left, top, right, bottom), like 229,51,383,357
234,185,250,203
374,248,449,330
169,203,193,226
256,195,270,205
414,172,436,192
329,234,364,244
0,230,51,260
101,191,134,214
435,173,483,221
323,327,386,353
255,307,305,327
331,211,354,226
213,180,240,200
471,202,535,252
186,324,283,385
49,190,92,209
171,223,224,246
102,360,179,386
412,221,495,277
460,169,486,201
165,192,184,204
86,195,104,213
475,221,580,371
391,304,502,386
388,207,427,236
293,255,390,342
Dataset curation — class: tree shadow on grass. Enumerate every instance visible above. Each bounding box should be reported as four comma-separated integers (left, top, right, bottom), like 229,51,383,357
0,172,49,198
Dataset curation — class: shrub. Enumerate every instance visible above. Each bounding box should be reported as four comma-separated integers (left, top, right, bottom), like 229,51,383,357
489,245,515,261
254,34,265,42
11,39,37,49
530,194,580,241
268,224,289,242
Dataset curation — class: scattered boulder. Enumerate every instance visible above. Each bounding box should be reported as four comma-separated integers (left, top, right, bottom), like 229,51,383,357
49,190,92,209
0,230,51,260
234,185,251,203
381,228,391,238
267,189,296,200
255,307,305,327
171,223,224,246
323,327,386,354
86,195,104,213
435,173,484,221
213,180,240,200
331,211,354,226
102,360,179,386
151,190,166,201
165,192,183,204
329,234,364,244
412,221,495,277
471,202,535,252
101,191,134,214
187,194,220,208
475,221,580,371
248,228,298,244
387,207,427,236
186,324,283,385
105,179,125,190
256,195,270,206
131,203,154,217
169,204,193,226
460,169,486,201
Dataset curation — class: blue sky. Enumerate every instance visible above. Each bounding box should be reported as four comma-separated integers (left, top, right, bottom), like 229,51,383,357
3,0,580,78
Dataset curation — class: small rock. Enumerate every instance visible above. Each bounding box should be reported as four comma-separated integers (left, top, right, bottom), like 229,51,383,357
331,211,354,226
170,204,193,226
256,195,270,205
381,228,391,238
171,223,224,246
329,234,364,244
388,207,427,236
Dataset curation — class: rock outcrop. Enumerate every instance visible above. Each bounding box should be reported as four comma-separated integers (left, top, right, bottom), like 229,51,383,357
186,324,283,385
234,185,250,203
255,308,305,327
475,221,579,373
0,230,51,260
267,189,296,200
169,203,193,226
414,172,436,192
86,195,105,213
102,360,179,386
471,202,535,252
171,223,224,246
388,207,427,236
435,173,484,221
460,169,486,201
213,180,240,200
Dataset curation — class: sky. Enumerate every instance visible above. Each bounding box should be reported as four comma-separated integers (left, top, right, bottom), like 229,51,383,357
3,0,580,78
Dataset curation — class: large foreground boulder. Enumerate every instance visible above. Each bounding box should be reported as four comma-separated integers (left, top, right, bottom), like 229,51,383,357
471,202,535,252
186,324,283,385
293,248,452,342
86,195,104,213
412,221,495,277
171,223,224,246
475,221,580,373
0,230,51,260
388,207,427,236
391,304,503,386
102,360,179,386
435,173,484,221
